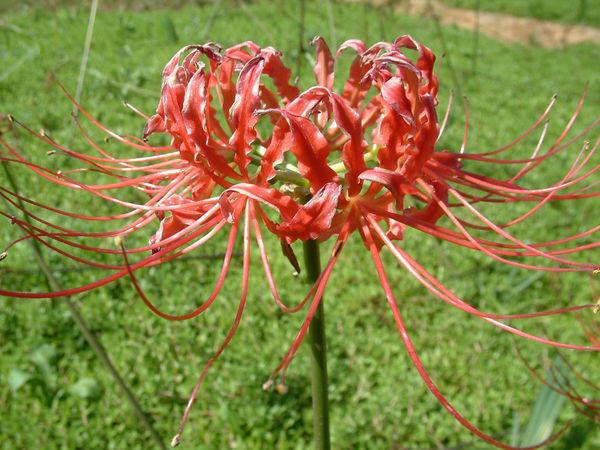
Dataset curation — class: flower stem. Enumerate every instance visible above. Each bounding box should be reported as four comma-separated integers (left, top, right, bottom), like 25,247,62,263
303,239,331,450
1,158,166,450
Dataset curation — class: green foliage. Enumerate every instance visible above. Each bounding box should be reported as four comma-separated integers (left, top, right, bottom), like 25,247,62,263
0,1,599,449
440,0,600,27
511,357,569,447
68,377,102,401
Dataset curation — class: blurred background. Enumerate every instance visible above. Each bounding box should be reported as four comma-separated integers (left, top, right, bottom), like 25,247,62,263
1,1,599,448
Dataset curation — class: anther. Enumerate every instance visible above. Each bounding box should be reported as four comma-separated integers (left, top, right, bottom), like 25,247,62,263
114,235,124,247
333,241,343,258
46,150,56,156
262,379,274,391
170,433,181,447
280,239,301,274
275,383,288,395
0,251,7,261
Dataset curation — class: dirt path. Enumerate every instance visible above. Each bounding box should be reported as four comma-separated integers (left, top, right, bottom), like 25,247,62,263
349,0,600,48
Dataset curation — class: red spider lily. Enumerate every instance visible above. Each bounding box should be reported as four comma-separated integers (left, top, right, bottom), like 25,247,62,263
1,35,599,448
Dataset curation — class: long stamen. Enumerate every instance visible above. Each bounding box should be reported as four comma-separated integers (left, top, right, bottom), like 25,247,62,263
360,218,570,449
269,223,350,380
171,202,252,447
251,202,314,313
365,214,599,351
120,219,235,320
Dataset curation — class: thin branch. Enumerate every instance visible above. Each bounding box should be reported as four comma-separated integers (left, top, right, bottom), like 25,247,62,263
427,0,464,101
296,0,307,78
198,0,224,41
238,0,275,44
1,36,168,450
325,0,337,49
72,0,99,118
471,0,481,78
1,156,167,449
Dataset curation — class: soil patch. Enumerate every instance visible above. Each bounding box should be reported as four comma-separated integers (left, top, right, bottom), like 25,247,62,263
351,0,600,48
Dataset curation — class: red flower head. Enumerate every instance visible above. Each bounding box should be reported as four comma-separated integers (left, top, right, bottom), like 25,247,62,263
1,36,598,448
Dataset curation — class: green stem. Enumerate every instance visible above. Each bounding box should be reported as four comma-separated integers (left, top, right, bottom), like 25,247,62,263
303,240,331,450
1,158,166,450
296,0,307,78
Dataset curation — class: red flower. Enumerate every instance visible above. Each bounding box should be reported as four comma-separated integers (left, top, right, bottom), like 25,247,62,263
1,36,598,448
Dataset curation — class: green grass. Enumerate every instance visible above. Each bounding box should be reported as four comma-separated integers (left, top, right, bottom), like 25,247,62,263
440,0,600,27
1,1,599,449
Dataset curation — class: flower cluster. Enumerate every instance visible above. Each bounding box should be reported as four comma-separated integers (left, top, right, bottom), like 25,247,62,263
1,36,598,448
